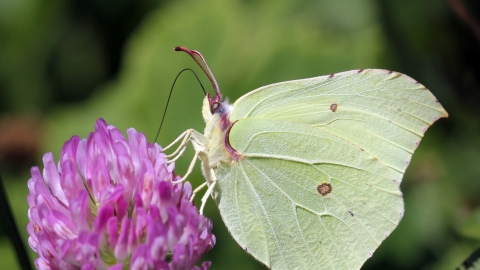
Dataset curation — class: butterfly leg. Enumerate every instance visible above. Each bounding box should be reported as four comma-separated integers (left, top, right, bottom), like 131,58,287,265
190,181,207,202
170,130,208,184
165,130,214,214
199,179,216,215
196,154,218,214
165,129,193,158
190,144,218,214
190,169,217,207
172,150,199,184
167,144,190,163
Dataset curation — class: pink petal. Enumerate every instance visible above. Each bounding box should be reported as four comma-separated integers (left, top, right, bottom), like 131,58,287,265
114,217,130,260
93,205,114,232
42,153,68,206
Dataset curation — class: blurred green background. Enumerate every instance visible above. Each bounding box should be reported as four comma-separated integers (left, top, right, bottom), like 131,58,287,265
1,0,479,269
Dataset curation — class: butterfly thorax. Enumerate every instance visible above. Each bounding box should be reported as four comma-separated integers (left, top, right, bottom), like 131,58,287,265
202,97,241,167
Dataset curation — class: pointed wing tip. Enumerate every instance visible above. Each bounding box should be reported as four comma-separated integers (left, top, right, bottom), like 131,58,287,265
420,110,448,137
433,97,449,116
433,109,449,123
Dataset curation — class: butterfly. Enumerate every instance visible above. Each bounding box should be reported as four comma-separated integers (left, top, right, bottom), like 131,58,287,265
165,46,448,269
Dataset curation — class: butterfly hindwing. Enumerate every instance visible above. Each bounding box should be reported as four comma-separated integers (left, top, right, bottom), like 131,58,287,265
213,118,403,269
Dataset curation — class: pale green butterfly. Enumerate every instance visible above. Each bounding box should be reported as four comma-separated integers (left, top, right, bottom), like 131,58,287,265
165,46,448,269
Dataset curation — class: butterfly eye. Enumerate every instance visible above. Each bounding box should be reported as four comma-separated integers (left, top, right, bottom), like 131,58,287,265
211,102,220,113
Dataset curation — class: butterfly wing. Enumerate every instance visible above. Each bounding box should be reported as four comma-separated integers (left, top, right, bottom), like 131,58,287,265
215,118,402,269
229,69,448,181
212,69,447,269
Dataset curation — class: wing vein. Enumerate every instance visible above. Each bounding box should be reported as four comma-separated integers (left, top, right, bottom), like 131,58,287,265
293,206,318,268
318,215,353,270
328,175,402,217
243,75,377,118
327,195,381,246
233,168,248,249
245,154,393,184
239,162,287,267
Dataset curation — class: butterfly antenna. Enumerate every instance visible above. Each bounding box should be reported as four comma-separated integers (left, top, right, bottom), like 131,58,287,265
174,46,222,100
155,68,206,143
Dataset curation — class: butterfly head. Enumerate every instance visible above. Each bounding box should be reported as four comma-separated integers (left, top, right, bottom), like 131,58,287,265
202,93,232,123
207,92,222,114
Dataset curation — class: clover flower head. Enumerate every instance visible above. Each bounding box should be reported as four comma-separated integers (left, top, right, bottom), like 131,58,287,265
27,118,215,269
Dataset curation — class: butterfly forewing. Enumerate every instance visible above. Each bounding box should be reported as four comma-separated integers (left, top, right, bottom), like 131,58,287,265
229,69,448,182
